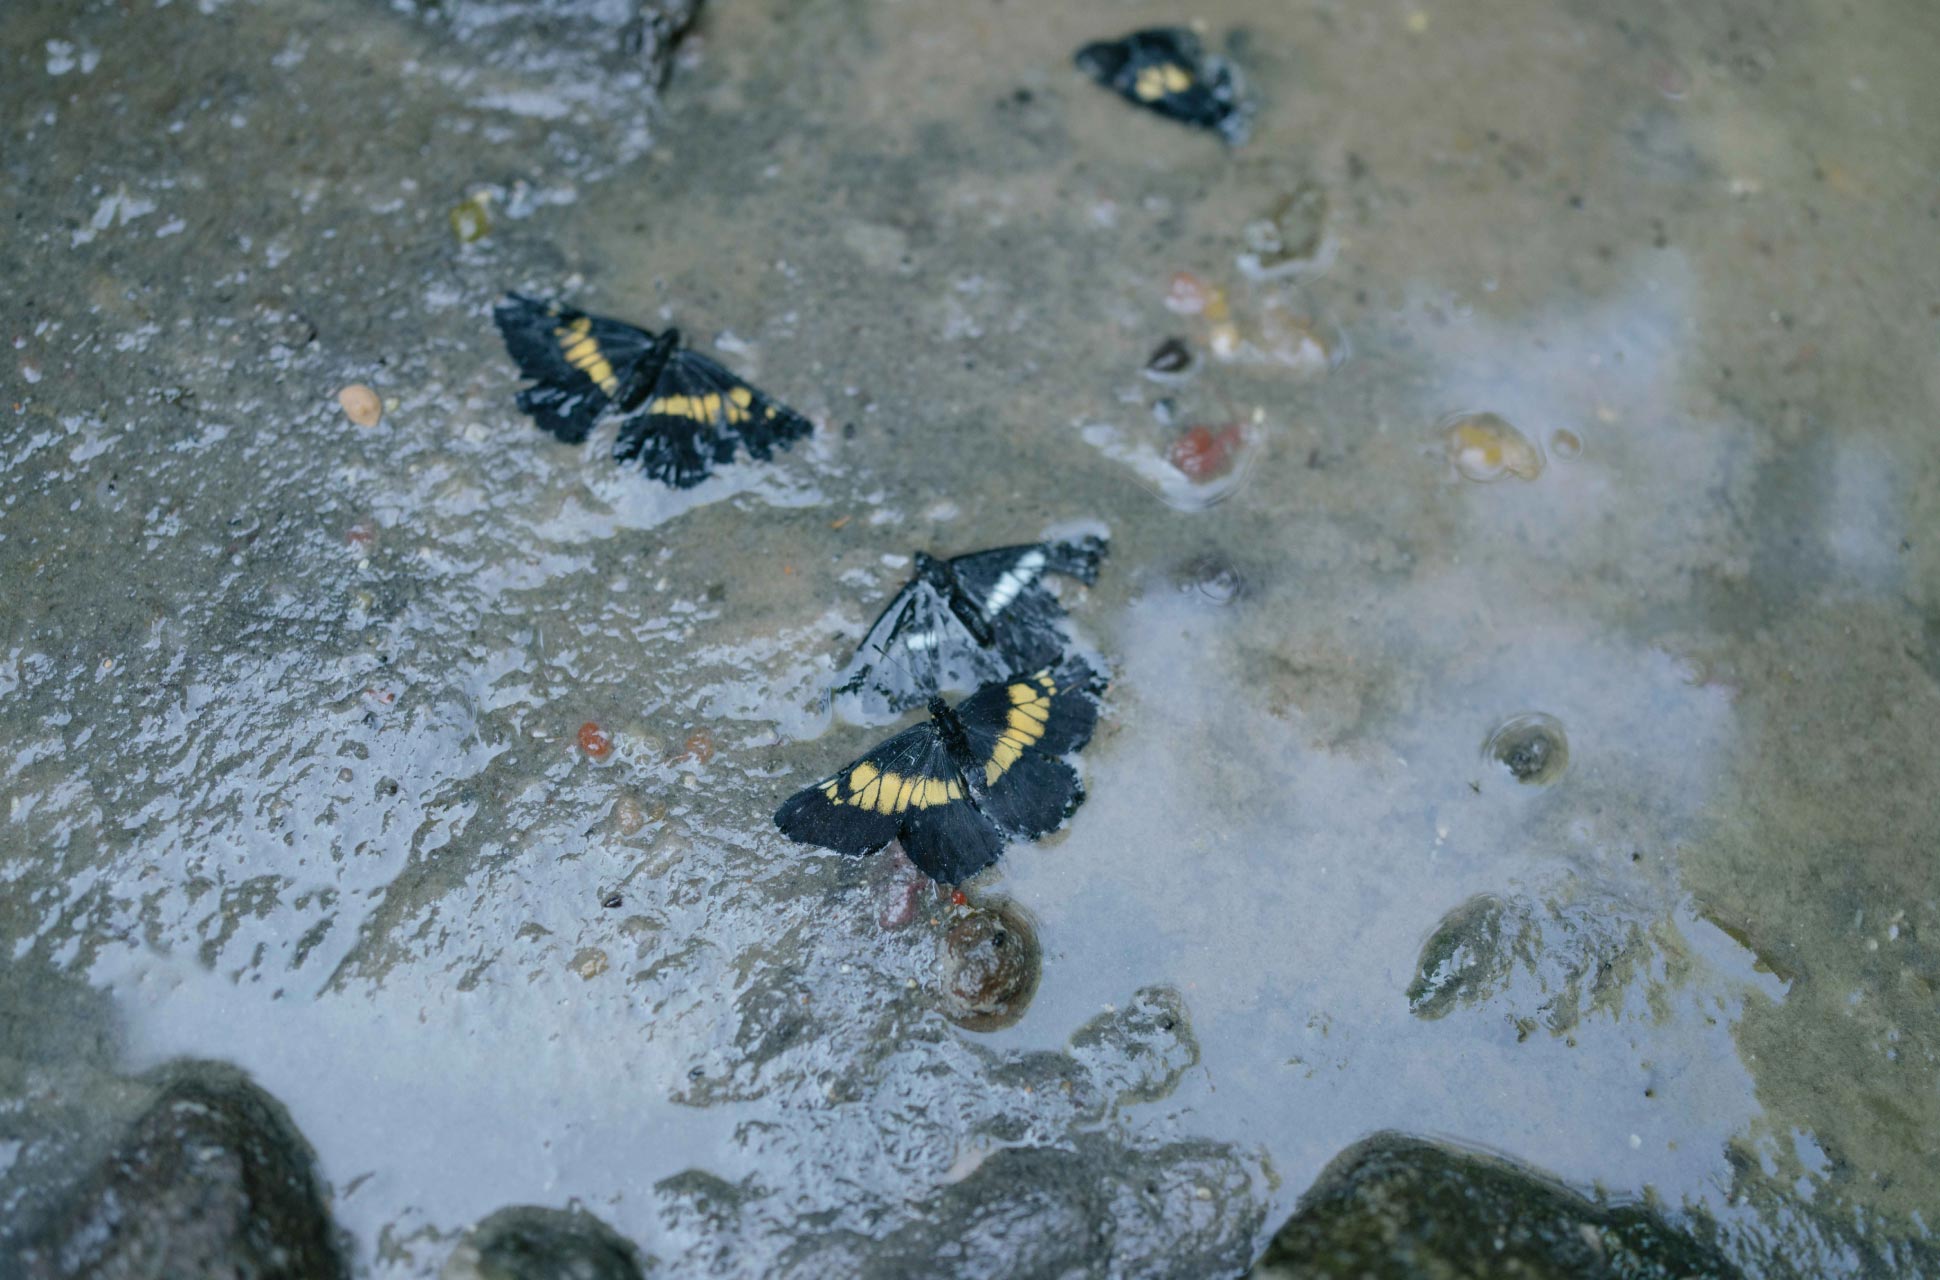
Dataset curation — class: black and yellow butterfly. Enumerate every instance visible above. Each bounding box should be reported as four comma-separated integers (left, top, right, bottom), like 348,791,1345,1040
1073,28,1249,142
832,537,1107,719
493,293,813,489
776,658,1104,884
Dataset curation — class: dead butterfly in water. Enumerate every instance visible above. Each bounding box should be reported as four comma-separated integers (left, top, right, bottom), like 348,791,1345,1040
1073,27,1249,142
776,658,1104,884
832,536,1108,719
493,293,812,489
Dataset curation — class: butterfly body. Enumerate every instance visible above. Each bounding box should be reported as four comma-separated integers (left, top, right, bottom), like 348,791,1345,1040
493,294,812,488
911,551,998,648
834,537,1108,718
776,660,1103,884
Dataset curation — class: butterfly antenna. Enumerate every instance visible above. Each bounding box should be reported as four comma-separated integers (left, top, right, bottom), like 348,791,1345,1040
879,639,939,698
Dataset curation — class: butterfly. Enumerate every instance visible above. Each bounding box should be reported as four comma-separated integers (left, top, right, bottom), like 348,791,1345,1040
775,658,1104,884
493,293,813,489
831,536,1108,719
1072,27,1250,142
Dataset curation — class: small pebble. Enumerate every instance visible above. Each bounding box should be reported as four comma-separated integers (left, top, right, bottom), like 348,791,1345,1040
614,796,646,835
1166,271,1214,315
578,722,613,760
678,728,715,765
338,383,382,428
1239,181,1328,276
450,192,491,243
1168,424,1245,482
1144,336,1194,377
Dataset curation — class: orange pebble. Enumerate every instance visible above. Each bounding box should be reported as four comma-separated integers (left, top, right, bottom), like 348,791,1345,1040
578,722,613,759
337,383,382,427
1167,424,1245,482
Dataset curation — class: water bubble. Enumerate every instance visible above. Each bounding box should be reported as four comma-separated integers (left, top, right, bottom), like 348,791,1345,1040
1443,412,1544,482
1550,428,1583,459
1483,712,1570,785
1079,415,1262,513
1174,552,1247,605
936,899,1041,1032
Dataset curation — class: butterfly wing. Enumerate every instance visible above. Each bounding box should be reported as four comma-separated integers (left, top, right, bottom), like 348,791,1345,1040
1073,28,1247,141
774,721,958,857
953,659,1102,839
613,347,813,489
898,794,1007,885
832,578,998,717
775,712,1012,884
493,294,666,444
946,537,1109,673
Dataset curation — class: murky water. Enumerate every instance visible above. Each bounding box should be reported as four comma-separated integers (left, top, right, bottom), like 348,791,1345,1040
4,0,1938,1274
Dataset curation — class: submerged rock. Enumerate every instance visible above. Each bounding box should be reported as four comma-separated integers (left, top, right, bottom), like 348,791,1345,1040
1068,986,1198,1105
937,899,1042,1031
1250,1133,1740,1279
1406,893,1525,1021
779,1134,1262,1280
403,0,703,85
1406,887,1675,1036
17,1061,347,1280
444,1205,651,1280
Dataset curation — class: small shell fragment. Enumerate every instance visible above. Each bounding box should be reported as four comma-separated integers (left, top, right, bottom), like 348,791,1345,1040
1444,412,1543,482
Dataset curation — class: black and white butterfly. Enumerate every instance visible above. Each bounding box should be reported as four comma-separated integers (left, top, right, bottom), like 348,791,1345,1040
493,293,813,489
1073,27,1250,143
832,536,1108,719
776,658,1104,884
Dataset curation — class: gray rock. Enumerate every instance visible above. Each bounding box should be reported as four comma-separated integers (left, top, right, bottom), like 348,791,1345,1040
778,1134,1262,1280
1249,1133,1740,1280
444,1205,651,1280
16,1061,348,1280
1406,889,1672,1036
402,0,704,86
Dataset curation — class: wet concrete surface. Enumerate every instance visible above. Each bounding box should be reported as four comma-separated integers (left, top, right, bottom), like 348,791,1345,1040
3,0,1938,1274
